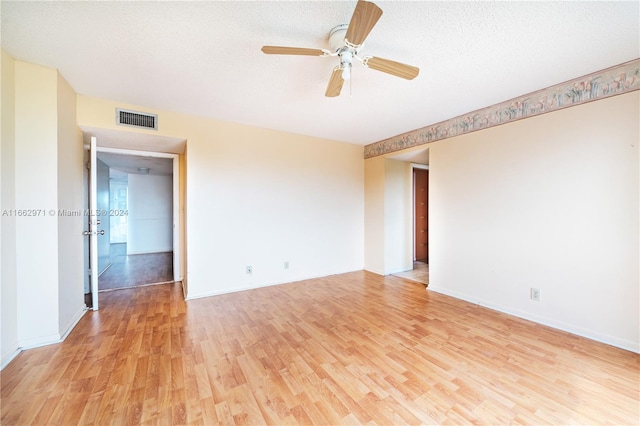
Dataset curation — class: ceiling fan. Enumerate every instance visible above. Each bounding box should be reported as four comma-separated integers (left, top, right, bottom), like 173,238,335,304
261,0,419,97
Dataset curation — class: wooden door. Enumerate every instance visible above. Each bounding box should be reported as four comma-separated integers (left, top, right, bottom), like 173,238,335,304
414,168,429,262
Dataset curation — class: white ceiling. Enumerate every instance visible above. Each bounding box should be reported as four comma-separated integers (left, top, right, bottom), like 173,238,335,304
98,151,174,177
2,1,638,146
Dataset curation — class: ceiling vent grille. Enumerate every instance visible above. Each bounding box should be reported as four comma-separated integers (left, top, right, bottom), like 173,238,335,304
116,108,158,130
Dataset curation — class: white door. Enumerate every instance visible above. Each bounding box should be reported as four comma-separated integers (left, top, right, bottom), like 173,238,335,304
88,136,100,310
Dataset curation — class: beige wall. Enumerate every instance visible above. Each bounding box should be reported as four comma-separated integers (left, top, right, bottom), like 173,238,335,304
426,92,639,352
2,58,87,366
56,72,84,334
364,158,414,275
14,60,60,347
364,92,639,352
77,95,365,299
1,50,18,366
364,156,385,274
384,159,413,274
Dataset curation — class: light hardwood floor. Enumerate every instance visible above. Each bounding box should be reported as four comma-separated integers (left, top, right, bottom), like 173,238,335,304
2,271,638,424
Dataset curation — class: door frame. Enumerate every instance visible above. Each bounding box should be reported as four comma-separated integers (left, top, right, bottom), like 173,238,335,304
89,137,99,309
412,164,429,263
96,146,182,283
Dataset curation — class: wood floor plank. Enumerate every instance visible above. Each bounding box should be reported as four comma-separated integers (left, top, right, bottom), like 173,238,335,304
2,273,639,425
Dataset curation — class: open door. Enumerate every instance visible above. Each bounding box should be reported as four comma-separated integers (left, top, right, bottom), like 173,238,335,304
414,168,429,262
86,136,100,310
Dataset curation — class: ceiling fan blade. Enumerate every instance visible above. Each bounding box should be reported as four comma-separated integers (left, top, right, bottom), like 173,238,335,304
261,46,326,56
365,56,420,80
345,0,383,46
325,67,345,97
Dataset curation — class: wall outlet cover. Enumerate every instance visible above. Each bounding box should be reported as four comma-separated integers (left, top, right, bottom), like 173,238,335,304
530,288,540,301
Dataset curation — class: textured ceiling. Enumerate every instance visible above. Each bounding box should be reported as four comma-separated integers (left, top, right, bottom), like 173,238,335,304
2,1,638,146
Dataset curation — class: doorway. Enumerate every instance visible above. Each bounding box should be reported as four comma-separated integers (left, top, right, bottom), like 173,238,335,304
82,128,185,309
412,166,429,284
392,164,429,285
96,152,175,292
381,146,430,285
383,147,430,285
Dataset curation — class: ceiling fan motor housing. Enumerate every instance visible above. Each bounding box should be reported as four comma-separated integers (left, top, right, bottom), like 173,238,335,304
329,24,359,77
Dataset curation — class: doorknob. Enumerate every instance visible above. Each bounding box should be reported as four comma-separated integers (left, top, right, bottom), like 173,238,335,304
97,230,105,235
83,230,91,236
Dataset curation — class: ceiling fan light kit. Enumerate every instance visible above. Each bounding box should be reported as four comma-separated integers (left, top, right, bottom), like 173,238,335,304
261,0,420,98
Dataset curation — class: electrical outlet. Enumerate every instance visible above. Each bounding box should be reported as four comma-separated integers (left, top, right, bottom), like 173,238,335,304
530,288,540,301
284,261,289,269
246,266,252,275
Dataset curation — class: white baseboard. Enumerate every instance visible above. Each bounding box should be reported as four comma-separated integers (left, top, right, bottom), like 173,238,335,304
186,269,361,301
385,265,414,275
428,285,640,354
59,305,89,341
1,347,22,371
127,249,172,255
17,332,63,351
2,305,89,370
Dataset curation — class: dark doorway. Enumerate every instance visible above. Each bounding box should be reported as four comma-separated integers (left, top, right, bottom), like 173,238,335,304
414,168,429,262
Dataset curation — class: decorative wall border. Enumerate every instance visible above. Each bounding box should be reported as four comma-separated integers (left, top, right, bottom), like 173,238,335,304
364,59,640,159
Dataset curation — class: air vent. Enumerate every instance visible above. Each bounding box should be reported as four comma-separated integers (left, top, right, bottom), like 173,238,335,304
116,108,158,130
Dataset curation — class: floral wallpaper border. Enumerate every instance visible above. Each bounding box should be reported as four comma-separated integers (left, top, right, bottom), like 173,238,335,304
364,59,640,159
